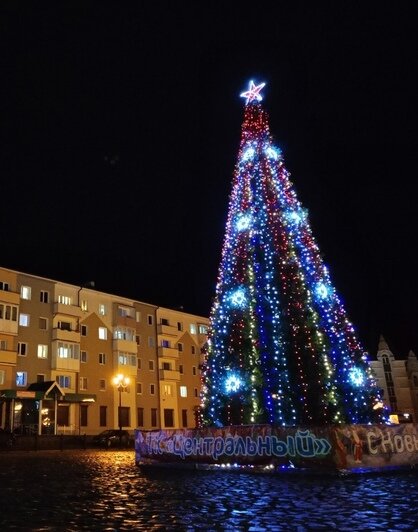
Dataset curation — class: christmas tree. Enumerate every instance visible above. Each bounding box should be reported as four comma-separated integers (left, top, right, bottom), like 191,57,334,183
201,80,384,428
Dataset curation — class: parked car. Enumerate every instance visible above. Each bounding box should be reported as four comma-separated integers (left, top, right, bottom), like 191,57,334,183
92,429,132,448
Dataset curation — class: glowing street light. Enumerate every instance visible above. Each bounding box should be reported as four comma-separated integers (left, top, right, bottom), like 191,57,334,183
113,374,130,447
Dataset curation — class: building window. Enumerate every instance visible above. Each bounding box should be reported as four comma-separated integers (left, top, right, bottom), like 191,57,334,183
149,360,154,371
58,321,71,331
16,372,27,387
198,324,208,334
137,382,142,394
151,408,157,427
180,386,187,398
37,344,48,359
161,318,170,326
164,409,174,428
118,306,135,318
0,340,7,350
100,406,107,426
413,375,418,387
0,304,18,321
80,351,87,363
163,384,172,396
150,384,155,395
135,335,141,345
39,317,48,330
161,339,170,348
182,409,188,428
98,327,107,340
194,387,198,398
179,364,183,374
18,342,28,356
192,366,197,376
178,343,183,352
20,285,31,300
40,290,49,303
147,315,153,326
98,304,106,316
58,295,72,305
137,358,142,370
99,379,106,391
0,370,5,385
80,377,88,391
81,300,88,312
162,362,171,370
114,327,135,341
0,281,10,291
177,322,183,331
19,313,30,327
81,325,88,336
37,374,45,383
118,353,136,366
137,407,144,427
99,353,106,365
148,337,155,348
80,404,88,427
135,311,141,322
57,375,71,388
190,324,197,334
191,345,196,355
58,343,79,359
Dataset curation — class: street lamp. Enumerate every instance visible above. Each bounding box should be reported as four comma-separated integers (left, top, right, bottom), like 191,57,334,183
112,373,130,447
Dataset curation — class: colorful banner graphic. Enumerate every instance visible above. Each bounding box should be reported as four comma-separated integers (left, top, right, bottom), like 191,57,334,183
135,424,418,471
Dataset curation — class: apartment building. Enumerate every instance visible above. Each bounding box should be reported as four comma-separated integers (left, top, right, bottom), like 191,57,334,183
0,266,208,436
370,336,418,423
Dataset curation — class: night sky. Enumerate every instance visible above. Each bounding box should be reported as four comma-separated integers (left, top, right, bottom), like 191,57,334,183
2,3,417,358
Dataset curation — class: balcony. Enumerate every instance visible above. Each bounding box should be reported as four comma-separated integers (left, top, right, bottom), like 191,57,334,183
158,346,179,359
52,328,81,343
0,348,17,365
51,355,80,372
114,314,136,328
159,369,181,381
54,302,83,318
0,319,18,335
157,323,179,336
0,290,20,305
114,362,138,377
112,338,138,353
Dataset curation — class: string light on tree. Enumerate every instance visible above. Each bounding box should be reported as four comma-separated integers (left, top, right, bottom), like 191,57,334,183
200,80,385,428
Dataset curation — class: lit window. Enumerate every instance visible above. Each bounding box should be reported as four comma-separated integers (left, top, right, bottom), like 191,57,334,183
58,295,72,305
163,384,172,396
19,313,30,327
98,304,106,316
190,324,197,334
180,386,187,398
0,370,5,385
57,342,79,359
16,371,27,387
37,345,48,359
135,311,141,322
81,300,88,312
98,327,107,340
20,285,31,300
198,324,208,334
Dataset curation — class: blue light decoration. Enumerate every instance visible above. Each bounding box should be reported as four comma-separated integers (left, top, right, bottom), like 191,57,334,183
236,213,252,232
349,367,366,387
228,287,247,309
225,374,243,393
200,79,385,429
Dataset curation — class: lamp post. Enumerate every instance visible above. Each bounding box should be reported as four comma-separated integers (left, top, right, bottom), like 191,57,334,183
112,374,130,447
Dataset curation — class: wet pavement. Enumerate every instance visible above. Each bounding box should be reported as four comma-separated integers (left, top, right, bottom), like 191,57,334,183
0,449,417,531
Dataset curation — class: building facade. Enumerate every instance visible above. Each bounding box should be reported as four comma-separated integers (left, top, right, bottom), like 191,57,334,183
370,336,418,423
0,266,208,436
